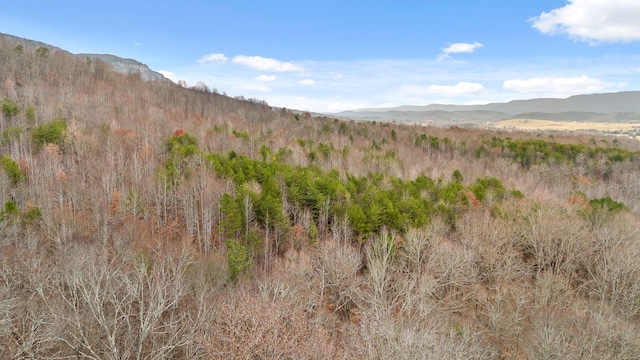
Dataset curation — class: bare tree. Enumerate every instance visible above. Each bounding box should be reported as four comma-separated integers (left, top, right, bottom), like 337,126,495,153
36,247,209,359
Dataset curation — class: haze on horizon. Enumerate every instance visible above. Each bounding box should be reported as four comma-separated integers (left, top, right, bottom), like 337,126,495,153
3,0,640,113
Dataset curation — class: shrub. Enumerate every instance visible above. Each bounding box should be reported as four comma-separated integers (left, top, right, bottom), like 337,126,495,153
31,119,67,152
0,200,19,221
226,239,252,282
588,197,626,212
25,105,35,123
452,169,464,183
165,131,198,157
470,177,506,202
510,189,525,199
35,46,49,59
2,99,19,118
1,127,22,146
231,129,249,140
1,154,26,185
23,206,42,223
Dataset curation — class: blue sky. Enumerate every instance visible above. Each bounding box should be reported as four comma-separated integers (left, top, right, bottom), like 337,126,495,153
3,0,640,112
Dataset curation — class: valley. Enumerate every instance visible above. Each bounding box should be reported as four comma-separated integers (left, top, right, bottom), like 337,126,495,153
487,118,640,138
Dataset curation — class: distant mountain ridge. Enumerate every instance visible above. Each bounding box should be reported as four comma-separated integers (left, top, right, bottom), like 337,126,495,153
0,32,166,82
346,92,640,115
339,92,640,124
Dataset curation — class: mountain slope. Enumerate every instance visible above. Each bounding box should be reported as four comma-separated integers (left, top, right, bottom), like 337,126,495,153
1,32,166,81
2,31,640,360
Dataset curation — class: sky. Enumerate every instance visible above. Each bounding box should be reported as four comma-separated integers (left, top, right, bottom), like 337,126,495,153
3,0,640,113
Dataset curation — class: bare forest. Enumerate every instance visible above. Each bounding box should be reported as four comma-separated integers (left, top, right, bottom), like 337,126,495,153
2,36,640,359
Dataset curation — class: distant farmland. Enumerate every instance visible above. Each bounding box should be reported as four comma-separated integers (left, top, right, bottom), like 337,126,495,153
487,118,640,138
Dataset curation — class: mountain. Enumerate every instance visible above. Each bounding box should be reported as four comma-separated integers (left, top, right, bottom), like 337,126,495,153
336,109,510,125
0,32,166,81
339,91,640,124
0,32,68,53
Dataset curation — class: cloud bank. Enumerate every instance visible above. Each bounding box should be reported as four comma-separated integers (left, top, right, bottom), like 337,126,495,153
232,55,304,72
169,48,640,113
439,42,484,59
255,75,277,82
503,76,618,96
298,79,315,85
197,53,228,64
531,0,640,43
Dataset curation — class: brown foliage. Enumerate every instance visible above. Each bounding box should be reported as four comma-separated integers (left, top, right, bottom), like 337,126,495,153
1,35,640,358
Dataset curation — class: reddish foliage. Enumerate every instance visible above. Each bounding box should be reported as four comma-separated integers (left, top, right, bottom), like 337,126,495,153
110,191,120,214
55,169,67,183
114,128,136,137
45,143,62,159
16,158,30,173
468,191,481,207
572,174,591,186
567,194,589,208
138,145,153,159
290,225,306,250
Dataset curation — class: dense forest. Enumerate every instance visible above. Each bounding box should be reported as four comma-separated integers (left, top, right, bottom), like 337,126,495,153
2,35,640,359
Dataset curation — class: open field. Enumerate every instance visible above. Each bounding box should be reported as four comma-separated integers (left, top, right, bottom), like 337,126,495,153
487,118,640,137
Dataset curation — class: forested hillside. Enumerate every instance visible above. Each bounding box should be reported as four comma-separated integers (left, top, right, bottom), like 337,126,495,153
2,35,640,359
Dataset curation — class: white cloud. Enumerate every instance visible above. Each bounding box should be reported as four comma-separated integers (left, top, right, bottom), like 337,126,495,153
439,42,484,59
531,0,640,43
158,70,176,82
503,76,617,95
443,42,484,54
232,55,304,72
255,74,277,82
298,79,315,85
197,53,228,64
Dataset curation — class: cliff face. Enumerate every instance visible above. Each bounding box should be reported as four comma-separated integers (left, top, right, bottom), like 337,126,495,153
77,53,166,81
